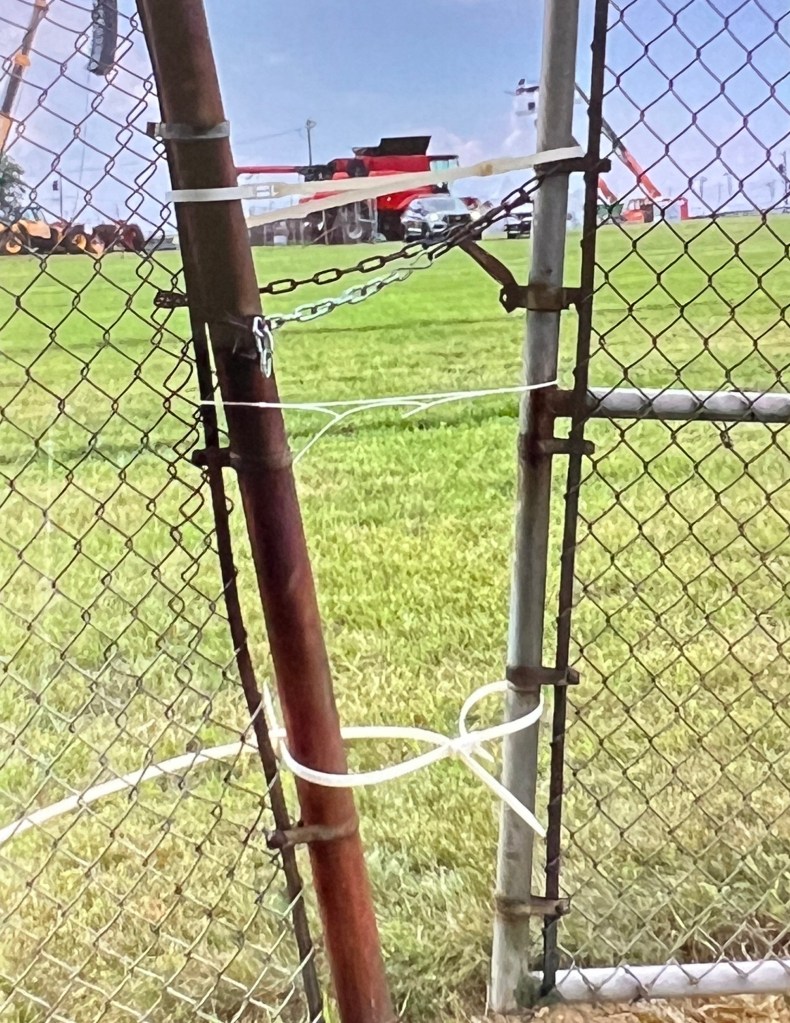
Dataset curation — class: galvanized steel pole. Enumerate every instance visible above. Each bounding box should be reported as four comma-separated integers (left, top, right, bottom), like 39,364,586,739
490,0,582,1011
134,4,392,1022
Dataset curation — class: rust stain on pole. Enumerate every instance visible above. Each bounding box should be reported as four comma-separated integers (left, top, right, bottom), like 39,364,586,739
134,3,393,1021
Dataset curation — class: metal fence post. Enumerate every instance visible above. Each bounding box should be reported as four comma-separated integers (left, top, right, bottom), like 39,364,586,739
134,3,393,1022
490,0,582,1011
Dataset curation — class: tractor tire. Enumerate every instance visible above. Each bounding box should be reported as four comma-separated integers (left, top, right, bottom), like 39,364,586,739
122,224,146,252
64,229,89,254
87,235,106,257
0,230,24,255
378,212,405,242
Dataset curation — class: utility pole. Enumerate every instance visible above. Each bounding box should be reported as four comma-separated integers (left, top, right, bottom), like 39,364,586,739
490,0,580,1011
134,4,392,1023
306,118,317,166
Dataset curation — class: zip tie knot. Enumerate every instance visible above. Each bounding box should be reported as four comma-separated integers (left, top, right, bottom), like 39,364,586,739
263,680,546,837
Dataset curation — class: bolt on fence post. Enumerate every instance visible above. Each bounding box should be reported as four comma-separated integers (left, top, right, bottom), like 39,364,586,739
490,0,582,1012
134,4,393,1023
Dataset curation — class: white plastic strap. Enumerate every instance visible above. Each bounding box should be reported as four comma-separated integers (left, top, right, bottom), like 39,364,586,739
0,681,546,849
166,145,584,225
264,681,546,837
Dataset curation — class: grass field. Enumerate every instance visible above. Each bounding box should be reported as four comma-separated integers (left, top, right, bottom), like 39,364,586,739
0,217,789,1023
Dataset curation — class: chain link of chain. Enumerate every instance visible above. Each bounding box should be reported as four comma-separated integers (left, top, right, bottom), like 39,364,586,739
269,265,423,328
259,179,540,299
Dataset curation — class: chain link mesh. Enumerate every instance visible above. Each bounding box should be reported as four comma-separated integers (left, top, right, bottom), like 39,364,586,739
0,3,320,1021
560,0,790,992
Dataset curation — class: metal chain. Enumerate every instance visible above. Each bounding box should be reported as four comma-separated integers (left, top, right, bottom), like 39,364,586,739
259,178,541,299
269,265,425,328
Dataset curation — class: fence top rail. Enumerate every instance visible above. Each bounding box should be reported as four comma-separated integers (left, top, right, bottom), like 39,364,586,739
550,386,790,423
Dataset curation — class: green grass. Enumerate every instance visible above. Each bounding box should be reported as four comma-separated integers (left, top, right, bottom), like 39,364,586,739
0,216,789,1023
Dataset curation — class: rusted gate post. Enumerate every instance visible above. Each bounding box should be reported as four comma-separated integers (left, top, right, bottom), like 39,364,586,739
134,4,393,1022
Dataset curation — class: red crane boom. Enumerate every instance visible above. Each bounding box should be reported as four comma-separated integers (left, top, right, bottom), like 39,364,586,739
575,84,664,203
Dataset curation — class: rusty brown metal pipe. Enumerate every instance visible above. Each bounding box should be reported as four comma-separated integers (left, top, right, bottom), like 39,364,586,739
134,3,393,1021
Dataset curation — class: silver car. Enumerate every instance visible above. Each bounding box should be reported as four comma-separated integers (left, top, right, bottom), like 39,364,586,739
400,195,473,241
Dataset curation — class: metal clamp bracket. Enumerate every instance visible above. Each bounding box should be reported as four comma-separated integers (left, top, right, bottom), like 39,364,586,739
534,154,611,177
266,816,358,851
526,284,583,312
154,289,189,309
534,437,595,457
147,119,230,141
502,284,584,313
191,446,293,473
506,665,580,690
496,894,571,920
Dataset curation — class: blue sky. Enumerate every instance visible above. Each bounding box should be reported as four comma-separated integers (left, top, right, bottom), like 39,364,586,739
206,0,544,170
2,0,790,229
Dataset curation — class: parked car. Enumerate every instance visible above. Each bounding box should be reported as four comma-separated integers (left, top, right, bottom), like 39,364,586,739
401,195,473,242
505,211,533,239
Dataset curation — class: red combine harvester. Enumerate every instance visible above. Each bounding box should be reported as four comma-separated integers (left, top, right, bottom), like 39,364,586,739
239,135,466,243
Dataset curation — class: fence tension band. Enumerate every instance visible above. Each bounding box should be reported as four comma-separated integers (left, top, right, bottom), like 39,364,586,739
534,154,611,177
154,289,189,309
506,665,580,690
535,437,595,457
266,815,359,852
527,284,583,312
520,434,596,460
191,446,293,473
146,119,230,141
496,894,572,920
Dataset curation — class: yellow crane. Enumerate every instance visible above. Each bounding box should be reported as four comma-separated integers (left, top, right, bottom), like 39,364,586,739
0,0,48,153
0,1,140,256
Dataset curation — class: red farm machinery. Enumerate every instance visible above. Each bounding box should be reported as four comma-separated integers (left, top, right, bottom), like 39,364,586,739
239,135,466,243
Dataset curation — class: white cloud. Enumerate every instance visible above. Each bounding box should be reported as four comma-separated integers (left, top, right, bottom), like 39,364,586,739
429,128,487,167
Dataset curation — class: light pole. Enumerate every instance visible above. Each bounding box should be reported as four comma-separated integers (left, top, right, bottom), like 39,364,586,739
305,118,316,166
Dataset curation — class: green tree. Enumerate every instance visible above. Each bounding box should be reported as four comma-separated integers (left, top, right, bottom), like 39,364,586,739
0,154,26,221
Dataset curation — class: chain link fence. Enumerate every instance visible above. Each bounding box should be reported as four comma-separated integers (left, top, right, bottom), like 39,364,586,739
0,3,322,1021
559,0,790,997
6,0,790,1014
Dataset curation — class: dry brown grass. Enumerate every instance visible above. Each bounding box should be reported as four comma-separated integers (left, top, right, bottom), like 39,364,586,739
478,995,790,1023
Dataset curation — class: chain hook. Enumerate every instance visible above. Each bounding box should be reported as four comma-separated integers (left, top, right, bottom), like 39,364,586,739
251,316,274,378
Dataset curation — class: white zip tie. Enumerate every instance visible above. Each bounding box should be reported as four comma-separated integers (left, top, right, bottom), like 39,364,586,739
167,145,584,226
204,380,558,463
264,681,546,836
0,680,545,851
